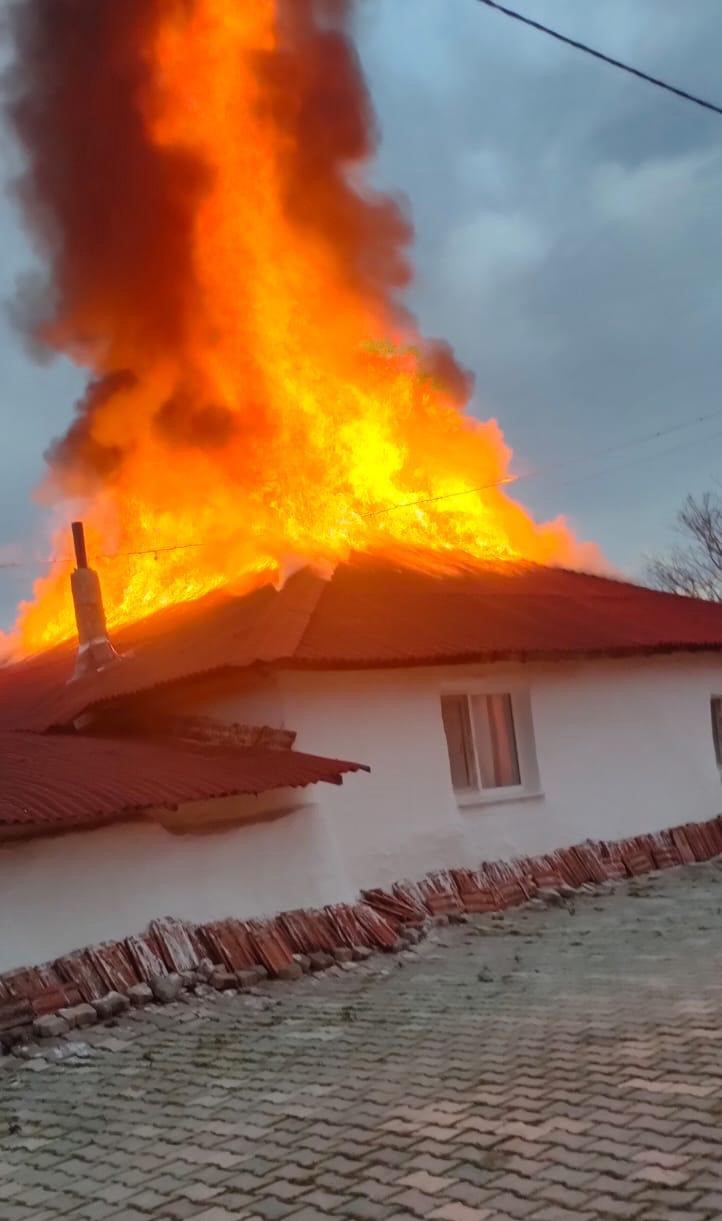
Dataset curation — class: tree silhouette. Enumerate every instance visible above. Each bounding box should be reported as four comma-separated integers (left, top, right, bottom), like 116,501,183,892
647,492,722,600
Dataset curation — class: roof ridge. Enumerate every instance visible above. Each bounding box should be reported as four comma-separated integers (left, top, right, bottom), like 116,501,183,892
342,548,656,596
283,564,336,660
233,565,333,663
538,562,706,600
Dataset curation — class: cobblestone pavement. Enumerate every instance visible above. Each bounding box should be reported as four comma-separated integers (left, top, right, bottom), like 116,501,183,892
3,863,722,1221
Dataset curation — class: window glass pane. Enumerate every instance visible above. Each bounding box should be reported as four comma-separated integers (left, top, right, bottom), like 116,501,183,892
474,693,521,788
712,697,722,765
488,693,521,786
441,694,477,790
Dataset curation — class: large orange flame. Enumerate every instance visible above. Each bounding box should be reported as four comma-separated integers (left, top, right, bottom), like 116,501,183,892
6,0,599,654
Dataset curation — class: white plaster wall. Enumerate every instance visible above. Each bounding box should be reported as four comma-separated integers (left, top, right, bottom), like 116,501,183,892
149,668,286,728
4,652,722,973
279,668,465,890
0,789,354,975
277,655,722,881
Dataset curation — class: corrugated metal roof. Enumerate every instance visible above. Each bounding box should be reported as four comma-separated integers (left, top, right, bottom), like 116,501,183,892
0,568,325,732
5,552,722,733
293,556,722,664
0,732,368,838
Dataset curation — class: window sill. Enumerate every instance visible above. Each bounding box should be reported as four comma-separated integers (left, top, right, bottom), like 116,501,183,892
456,788,544,811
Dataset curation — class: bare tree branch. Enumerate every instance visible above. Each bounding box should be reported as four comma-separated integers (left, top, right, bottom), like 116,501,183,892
645,492,722,601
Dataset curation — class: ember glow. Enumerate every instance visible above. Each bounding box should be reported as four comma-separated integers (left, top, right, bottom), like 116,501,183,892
5,0,599,652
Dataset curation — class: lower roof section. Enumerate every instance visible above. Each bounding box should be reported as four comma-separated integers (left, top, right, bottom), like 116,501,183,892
0,731,368,840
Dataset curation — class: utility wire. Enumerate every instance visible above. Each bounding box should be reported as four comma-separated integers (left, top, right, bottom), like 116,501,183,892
549,426,722,499
0,540,207,570
478,0,722,117
101,405,722,541
108,409,715,547
362,407,722,521
1,406,722,572
102,541,206,561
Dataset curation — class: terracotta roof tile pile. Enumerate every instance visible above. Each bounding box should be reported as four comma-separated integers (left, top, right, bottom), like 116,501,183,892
125,934,166,983
489,861,533,904
279,910,338,956
196,921,258,972
0,963,82,1017
52,952,107,1003
348,902,402,950
417,872,465,918
523,857,568,891
620,838,656,876
647,830,679,871
361,886,428,927
448,870,498,914
148,918,204,973
358,814,722,924
4,811,722,1042
243,921,297,976
324,903,381,948
5,551,722,733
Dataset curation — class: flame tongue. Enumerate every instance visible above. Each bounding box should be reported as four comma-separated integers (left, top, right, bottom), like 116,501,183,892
6,0,598,653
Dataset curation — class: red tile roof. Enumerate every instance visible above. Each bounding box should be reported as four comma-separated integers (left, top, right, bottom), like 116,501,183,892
0,732,368,839
4,551,722,732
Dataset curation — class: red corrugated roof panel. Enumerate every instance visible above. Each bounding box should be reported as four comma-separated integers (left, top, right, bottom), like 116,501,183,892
296,557,722,663
4,552,722,732
0,732,368,838
0,568,326,732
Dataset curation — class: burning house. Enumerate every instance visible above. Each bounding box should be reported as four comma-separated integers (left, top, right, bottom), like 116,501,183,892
3,2,722,1007
3,543,722,983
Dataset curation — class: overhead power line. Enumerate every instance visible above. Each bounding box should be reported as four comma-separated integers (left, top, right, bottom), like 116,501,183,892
478,0,722,117
1,406,722,573
550,426,722,499
363,407,722,521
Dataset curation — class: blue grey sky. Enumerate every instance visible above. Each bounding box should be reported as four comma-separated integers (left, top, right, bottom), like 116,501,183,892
2,0,722,626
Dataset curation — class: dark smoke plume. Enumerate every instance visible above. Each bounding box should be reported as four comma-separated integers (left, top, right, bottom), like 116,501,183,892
4,0,473,501
44,371,136,491
154,391,239,451
263,0,415,310
4,0,209,362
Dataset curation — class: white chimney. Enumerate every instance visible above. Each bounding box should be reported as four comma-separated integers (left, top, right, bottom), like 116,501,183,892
70,521,119,679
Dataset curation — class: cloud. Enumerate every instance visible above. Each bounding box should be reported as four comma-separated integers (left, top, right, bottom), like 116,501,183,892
593,148,720,227
440,208,548,290
359,0,722,571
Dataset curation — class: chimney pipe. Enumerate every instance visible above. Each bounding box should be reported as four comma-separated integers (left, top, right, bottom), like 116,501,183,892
69,521,118,679
71,520,88,569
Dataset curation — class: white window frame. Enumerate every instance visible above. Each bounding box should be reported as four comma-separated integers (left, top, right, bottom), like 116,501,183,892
440,683,541,807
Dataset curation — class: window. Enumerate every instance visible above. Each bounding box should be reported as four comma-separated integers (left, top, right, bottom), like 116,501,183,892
711,697,722,768
441,689,539,801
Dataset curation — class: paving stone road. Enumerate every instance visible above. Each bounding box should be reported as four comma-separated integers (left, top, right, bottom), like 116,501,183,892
3,863,722,1221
